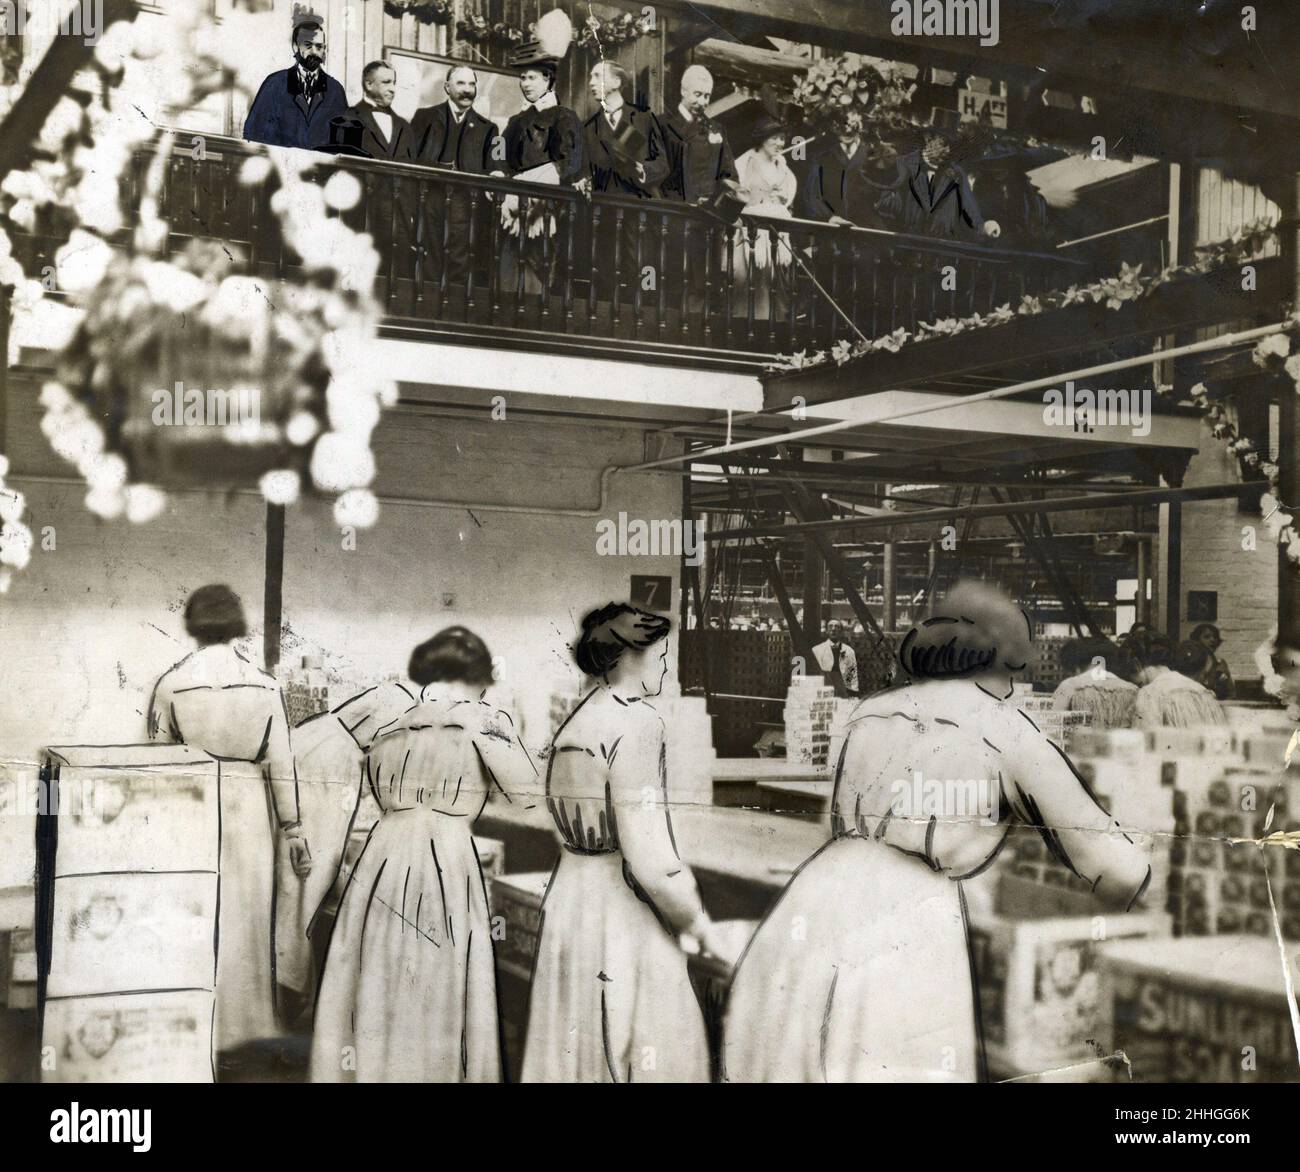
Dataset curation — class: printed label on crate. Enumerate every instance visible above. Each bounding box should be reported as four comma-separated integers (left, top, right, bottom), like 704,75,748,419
1110,969,1298,1082
51,768,218,876
42,990,214,1083
45,872,217,999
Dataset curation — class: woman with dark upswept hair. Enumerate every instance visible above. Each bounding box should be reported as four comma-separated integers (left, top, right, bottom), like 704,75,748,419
311,626,538,1082
723,580,1151,1082
148,584,308,1062
521,603,732,1082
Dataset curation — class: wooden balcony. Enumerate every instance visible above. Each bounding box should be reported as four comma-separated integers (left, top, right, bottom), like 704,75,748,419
16,134,1096,372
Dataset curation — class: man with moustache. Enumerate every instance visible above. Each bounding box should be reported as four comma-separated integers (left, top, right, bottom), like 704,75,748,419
244,16,348,152
582,61,668,303
410,64,501,291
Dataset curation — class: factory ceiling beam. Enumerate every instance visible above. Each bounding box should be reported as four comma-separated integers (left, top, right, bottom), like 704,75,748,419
704,481,1267,542
990,486,1103,639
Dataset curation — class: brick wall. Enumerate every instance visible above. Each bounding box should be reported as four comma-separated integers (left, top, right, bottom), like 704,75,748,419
1161,419,1276,681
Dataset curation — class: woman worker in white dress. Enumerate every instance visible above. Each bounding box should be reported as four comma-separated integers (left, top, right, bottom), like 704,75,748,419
311,627,539,1082
722,580,1153,1082
276,679,416,1015
522,604,737,1082
148,585,311,1070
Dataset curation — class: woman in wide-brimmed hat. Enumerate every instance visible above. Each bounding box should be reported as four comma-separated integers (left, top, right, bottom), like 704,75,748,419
731,113,798,320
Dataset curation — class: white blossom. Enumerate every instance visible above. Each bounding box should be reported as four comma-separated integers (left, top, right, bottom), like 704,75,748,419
39,97,84,151
0,521,33,569
84,484,125,519
139,260,210,312
0,488,25,523
286,411,320,446
311,431,376,492
240,155,273,187
259,469,301,506
83,452,129,491
124,484,168,524
333,488,380,529
326,376,381,437
323,171,363,212
55,230,114,295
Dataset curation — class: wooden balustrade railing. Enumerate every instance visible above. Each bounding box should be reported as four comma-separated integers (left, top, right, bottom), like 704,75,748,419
17,134,1097,368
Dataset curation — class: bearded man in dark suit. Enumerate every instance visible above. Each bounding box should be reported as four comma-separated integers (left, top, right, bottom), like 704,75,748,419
243,16,348,152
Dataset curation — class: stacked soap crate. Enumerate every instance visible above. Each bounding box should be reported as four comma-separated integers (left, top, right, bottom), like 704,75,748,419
998,728,1175,914
282,655,332,726
38,744,221,1082
1030,636,1070,692
660,681,717,810
1015,689,1092,754
784,676,837,767
1164,720,1298,940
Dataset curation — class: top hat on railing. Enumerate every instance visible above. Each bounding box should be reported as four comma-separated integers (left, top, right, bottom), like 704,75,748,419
320,115,371,157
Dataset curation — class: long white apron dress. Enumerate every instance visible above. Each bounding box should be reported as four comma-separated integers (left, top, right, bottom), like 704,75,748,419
521,690,711,1083
722,677,1153,1082
148,643,297,1052
310,693,531,1082
732,148,797,320
276,682,415,1001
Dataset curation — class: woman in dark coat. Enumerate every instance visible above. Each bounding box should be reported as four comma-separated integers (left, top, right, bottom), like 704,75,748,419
498,43,584,296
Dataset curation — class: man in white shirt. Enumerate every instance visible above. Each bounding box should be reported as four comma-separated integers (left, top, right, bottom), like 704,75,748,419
347,60,413,161
811,619,859,697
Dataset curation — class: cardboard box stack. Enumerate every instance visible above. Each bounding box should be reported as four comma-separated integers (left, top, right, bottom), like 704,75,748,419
783,676,837,767
39,744,220,1083
282,655,333,726
658,679,717,810
998,727,1175,915
997,712,1299,941
970,907,1171,1079
1014,688,1092,754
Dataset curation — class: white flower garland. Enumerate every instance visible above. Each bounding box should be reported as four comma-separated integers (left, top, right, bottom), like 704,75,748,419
1177,317,1300,566
0,0,393,580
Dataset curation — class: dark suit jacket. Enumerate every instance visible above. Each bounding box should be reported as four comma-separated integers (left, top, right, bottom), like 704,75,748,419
244,67,349,151
410,102,498,173
884,152,987,238
800,138,883,225
582,105,668,198
661,111,736,204
347,102,414,161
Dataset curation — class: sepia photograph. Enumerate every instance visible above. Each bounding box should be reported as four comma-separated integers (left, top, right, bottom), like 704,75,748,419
0,0,1297,1152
